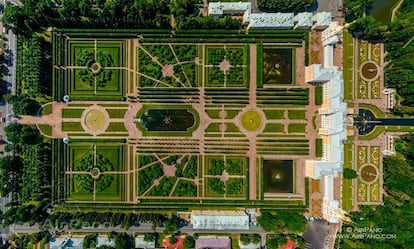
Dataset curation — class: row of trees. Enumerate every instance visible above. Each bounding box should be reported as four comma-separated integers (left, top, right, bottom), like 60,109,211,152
1,0,244,36
257,0,316,12
0,231,49,249
3,0,247,37
17,34,50,97
44,212,168,230
343,0,374,23
7,95,41,115
41,212,183,235
0,123,50,226
2,0,171,36
257,210,306,248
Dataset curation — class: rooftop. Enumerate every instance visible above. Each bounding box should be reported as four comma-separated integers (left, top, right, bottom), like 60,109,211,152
50,236,84,249
135,235,156,249
196,236,231,249
191,210,249,230
208,2,251,16
314,12,332,27
249,13,295,29
295,12,313,27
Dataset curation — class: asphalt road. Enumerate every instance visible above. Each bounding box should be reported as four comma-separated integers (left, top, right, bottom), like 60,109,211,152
317,0,341,17
302,219,330,249
0,0,17,242
8,223,268,245
0,2,17,157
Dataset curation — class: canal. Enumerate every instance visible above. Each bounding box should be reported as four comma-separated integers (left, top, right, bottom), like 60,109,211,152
368,0,401,23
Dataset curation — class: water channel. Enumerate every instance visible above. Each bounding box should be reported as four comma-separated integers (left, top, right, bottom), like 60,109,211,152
354,109,414,135
141,109,195,132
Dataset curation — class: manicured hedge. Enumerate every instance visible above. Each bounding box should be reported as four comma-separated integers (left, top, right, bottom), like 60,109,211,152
315,86,323,105
315,138,323,157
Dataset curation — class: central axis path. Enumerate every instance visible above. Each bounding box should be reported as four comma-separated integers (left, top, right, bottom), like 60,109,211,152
248,44,258,201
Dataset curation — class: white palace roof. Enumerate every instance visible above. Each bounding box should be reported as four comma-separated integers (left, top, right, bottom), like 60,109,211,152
248,13,294,29
208,2,251,16
191,210,249,230
208,2,332,30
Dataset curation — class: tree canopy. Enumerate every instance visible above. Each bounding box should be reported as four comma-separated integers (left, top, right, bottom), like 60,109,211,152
339,135,414,248
343,168,357,179
257,0,316,12
343,0,374,23
164,215,180,234
257,210,307,234
347,0,414,107
4,123,42,145
9,95,41,115
2,0,175,35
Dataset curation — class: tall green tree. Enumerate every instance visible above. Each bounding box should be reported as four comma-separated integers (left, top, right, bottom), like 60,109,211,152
257,0,316,11
164,215,180,234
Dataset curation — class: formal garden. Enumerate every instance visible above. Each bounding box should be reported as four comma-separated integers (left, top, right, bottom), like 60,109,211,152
138,44,198,87
355,145,381,204
342,36,382,100
48,30,312,209
137,154,199,197
64,142,126,202
59,104,129,137
204,156,247,198
64,39,127,99
205,45,249,87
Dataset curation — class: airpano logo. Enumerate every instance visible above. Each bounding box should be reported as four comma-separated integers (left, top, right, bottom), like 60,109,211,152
337,227,397,240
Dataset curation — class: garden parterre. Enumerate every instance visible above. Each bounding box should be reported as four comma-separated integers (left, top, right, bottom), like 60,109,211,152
50,30,315,209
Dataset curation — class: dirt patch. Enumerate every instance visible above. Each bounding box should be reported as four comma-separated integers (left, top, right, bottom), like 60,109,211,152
219,59,231,72
162,64,175,77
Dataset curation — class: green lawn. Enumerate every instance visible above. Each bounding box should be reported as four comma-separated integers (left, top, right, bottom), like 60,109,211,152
315,86,323,105
288,110,306,120
106,109,127,118
38,124,52,136
241,110,262,131
315,138,322,157
342,178,354,211
263,109,285,119
226,110,240,119
342,143,354,210
358,103,386,118
206,123,221,132
62,122,84,131
288,123,306,133
263,123,284,132
42,104,53,115
343,32,354,100
106,122,127,132
226,123,240,132
206,110,221,119
62,108,84,118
